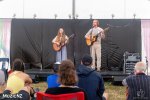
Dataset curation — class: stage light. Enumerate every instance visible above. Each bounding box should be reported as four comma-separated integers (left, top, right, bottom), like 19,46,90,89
75,14,78,19
13,13,16,18
33,14,37,19
133,13,136,19
54,14,57,19
90,14,93,19
68,14,71,19
111,14,115,19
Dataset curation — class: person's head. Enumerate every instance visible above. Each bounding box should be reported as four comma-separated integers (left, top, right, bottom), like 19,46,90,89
57,28,65,36
92,19,99,27
81,55,92,66
58,60,78,86
12,58,24,72
134,62,146,75
53,62,61,73
56,28,66,42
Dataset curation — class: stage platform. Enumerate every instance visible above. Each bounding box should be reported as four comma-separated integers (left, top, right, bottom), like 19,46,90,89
25,68,128,82
25,69,54,78
100,71,128,82
100,71,128,76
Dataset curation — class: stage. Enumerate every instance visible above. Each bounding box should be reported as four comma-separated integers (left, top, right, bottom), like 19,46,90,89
10,19,141,82
25,68,128,82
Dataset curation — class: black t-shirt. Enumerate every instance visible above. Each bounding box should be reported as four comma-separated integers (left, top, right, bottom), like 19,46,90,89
45,87,88,100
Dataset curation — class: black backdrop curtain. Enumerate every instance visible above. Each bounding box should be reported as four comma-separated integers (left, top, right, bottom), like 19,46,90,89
10,19,141,69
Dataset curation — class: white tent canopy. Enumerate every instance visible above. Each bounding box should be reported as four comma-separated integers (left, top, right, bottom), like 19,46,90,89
0,0,150,19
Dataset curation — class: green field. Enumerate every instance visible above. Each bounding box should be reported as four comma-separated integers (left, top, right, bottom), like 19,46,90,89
32,82,126,100
0,82,126,100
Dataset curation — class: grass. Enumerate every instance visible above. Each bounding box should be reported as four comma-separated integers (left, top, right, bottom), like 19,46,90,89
0,82,126,100
105,82,126,100
30,82,126,100
32,82,48,92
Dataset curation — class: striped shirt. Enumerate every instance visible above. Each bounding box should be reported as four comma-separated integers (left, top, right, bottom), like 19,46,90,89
123,73,150,100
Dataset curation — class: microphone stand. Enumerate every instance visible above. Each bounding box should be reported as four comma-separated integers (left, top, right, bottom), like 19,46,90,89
60,37,63,62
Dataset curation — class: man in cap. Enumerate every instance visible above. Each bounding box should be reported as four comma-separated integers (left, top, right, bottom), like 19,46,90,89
76,55,105,100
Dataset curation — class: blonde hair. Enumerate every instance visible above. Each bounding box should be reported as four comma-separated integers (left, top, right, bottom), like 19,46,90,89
56,28,66,43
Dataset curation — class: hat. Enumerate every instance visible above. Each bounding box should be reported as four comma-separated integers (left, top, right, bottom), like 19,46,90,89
82,55,92,66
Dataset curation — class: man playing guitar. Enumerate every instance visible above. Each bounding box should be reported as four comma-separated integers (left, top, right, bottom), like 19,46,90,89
85,20,105,71
52,28,69,62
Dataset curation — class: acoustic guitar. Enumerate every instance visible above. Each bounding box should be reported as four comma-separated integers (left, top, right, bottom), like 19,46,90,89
86,27,109,46
53,34,74,51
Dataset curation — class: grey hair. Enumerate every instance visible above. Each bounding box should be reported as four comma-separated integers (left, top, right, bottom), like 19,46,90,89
134,65,146,72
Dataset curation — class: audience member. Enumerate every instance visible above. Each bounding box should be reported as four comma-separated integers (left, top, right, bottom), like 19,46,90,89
6,58,32,94
77,55,106,100
122,62,150,100
1,85,34,100
45,60,87,100
47,62,60,88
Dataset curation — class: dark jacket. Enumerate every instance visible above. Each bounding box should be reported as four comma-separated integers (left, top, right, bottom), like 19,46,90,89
76,64,105,100
126,73,150,100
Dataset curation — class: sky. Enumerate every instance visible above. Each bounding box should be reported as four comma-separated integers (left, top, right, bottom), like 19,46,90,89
0,0,150,19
